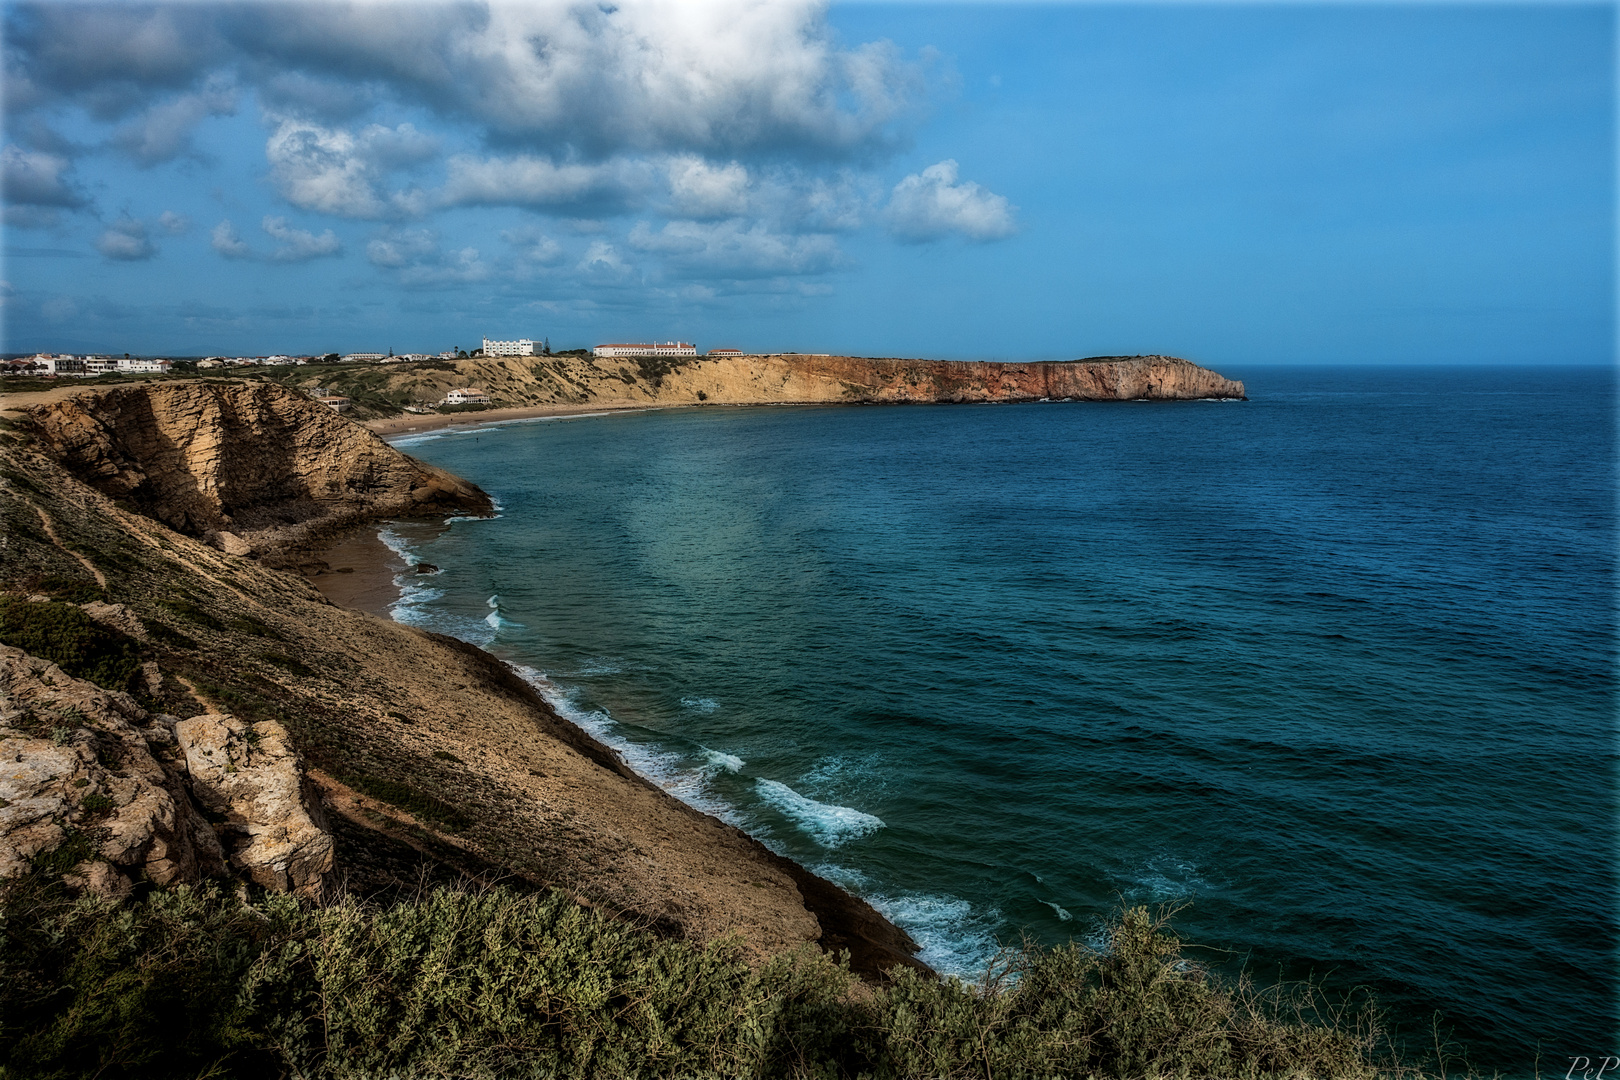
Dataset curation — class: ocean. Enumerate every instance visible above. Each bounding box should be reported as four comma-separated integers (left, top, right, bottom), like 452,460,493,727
379,365,1616,1071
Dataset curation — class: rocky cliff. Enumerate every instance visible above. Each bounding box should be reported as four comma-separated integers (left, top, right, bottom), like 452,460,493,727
243,352,1244,419
20,381,491,562
0,386,923,977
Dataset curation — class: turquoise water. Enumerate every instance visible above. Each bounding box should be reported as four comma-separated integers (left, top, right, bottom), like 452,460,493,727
383,366,1615,1070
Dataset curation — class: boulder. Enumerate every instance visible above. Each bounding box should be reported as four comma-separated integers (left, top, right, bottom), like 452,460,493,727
174,713,333,899
0,646,225,896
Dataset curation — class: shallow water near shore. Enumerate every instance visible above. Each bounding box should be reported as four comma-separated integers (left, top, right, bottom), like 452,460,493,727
380,365,1615,1070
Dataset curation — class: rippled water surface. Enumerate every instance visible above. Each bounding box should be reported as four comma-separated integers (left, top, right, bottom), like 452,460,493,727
384,366,1616,1069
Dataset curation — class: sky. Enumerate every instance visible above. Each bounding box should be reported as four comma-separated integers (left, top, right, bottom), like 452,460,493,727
0,0,1613,364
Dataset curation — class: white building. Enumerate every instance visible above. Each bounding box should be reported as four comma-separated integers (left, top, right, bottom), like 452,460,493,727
443,387,491,405
83,356,119,374
342,352,385,363
320,396,352,412
115,358,172,374
593,341,698,359
707,348,744,357
34,356,89,376
482,337,536,357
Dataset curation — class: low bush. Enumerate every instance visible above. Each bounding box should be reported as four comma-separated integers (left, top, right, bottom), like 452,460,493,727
0,883,1412,1080
0,597,143,693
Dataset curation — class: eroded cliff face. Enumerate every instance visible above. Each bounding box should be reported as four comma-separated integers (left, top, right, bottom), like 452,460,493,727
21,381,491,560
235,352,1243,419
0,400,923,977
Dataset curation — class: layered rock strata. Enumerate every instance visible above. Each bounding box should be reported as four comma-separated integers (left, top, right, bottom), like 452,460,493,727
21,381,491,562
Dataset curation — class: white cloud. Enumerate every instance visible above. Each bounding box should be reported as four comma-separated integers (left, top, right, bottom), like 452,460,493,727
365,227,488,287
500,225,566,266
158,210,190,234
211,219,253,259
628,219,841,278
577,240,633,280
262,216,342,262
666,156,752,219
96,218,156,261
226,2,925,159
1,145,88,209
400,246,489,287
265,118,433,219
366,228,439,269
885,160,1016,243
438,154,651,212
110,78,236,166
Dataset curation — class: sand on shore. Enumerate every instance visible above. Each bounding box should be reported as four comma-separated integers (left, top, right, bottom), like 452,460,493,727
304,527,410,617
364,402,670,439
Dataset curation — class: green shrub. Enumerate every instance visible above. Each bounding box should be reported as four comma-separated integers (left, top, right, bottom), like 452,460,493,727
156,598,225,631
37,575,106,604
0,597,143,693
338,772,471,832
256,652,314,677
0,886,1410,1080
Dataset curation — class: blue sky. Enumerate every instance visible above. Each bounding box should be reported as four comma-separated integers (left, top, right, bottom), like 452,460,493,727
1,1,1613,363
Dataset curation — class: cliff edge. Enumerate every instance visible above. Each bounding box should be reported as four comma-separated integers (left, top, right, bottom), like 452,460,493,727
19,381,492,563
0,383,923,978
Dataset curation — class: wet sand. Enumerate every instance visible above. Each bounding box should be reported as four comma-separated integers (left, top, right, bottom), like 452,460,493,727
364,402,665,439
304,528,409,617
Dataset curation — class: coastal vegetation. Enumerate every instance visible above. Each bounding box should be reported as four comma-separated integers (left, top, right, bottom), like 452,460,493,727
0,879,1406,1080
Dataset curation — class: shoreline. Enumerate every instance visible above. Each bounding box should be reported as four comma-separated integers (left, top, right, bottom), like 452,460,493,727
365,402,668,439
303,526,409,617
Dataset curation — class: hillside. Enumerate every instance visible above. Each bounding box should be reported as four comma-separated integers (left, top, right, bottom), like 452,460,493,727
0,381,922,974
240,352,1246,420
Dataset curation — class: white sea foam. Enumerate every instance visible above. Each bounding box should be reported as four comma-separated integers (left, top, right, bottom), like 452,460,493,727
509,665,748,827
867,891,1005,978
444,513,502,524
754,779,883,848
1123,854,1212,902
700,748,745,773
1042,901,1073,922
681,696,720,713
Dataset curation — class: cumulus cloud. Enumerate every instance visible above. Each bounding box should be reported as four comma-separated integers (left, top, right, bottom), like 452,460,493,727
439,154,651,213
226,1,924,159
266,118,434,219
110,77,236,166
885,160,1016,243
666,156,752,219
211,219,253,259
96,217,156,260
400,246,489,287
262,215,342,261
577,240,633,281
628,219,841,279
366,227,438,268
158,210,190,234
1,144,88,209
365,227,487,287
500,225,566,266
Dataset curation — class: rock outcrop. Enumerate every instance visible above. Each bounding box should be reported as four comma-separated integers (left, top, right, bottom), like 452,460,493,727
21,381,492,562
175,714,333,899
0,646,225,896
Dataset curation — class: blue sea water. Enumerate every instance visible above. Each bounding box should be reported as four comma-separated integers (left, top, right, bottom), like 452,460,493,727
382,366,1616,1071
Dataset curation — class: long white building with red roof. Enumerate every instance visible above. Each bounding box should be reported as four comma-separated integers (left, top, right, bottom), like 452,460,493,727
593,341,698,359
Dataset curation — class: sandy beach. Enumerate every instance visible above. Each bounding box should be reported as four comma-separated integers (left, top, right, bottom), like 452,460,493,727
364,402,670,439
303,527,410,617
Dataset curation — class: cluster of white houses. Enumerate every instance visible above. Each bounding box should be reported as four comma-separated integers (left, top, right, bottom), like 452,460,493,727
9,339,752,379
9,355,174,376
